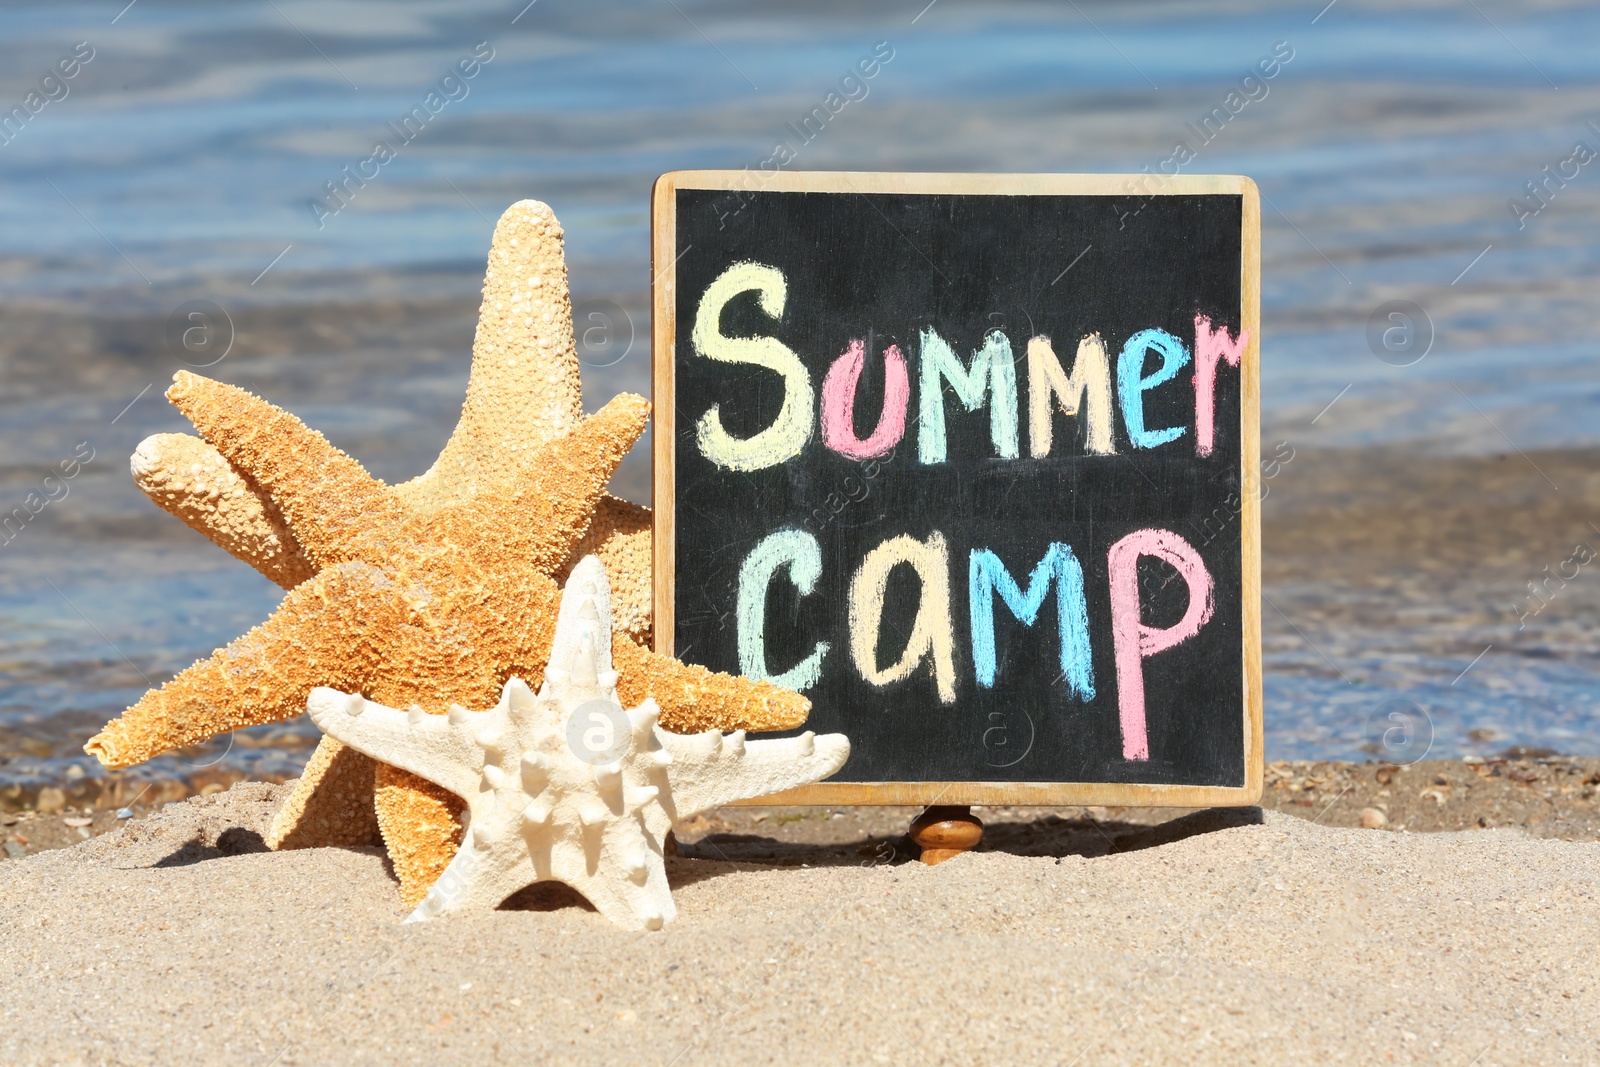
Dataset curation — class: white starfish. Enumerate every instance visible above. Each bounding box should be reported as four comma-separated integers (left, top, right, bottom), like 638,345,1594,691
305,554,850,930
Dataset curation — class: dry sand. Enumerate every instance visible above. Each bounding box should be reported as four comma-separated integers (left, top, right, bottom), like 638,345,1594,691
1,784,1596,1066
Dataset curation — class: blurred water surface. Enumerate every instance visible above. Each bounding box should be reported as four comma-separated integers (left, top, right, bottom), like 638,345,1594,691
1,0,1598,792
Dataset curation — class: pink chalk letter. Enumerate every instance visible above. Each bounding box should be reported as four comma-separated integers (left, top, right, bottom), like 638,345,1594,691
1193,314,1249,458
1106,528,1215,760
821,340,909,460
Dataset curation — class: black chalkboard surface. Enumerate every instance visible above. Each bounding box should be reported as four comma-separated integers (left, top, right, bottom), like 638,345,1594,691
652,172,1261,807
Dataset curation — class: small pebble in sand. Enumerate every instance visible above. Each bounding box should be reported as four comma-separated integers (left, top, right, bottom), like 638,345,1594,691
115,808,133,819
63,817,93,828
1360,808,1388,829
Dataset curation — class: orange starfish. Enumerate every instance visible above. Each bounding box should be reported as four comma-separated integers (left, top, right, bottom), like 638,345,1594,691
88,373,808,901
88,205,810,904
125,201,660,852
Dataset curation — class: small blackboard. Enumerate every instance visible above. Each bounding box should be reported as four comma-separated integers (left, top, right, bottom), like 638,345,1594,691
652,172,1261,807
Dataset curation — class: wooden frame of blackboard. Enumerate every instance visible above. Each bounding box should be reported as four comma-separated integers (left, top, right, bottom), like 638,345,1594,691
651,170,1262,809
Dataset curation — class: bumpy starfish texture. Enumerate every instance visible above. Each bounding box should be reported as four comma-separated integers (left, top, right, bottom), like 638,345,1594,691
127,200,653,636
132,432,316,590
86,371,810,903
307,556,849,929
128,201,655,853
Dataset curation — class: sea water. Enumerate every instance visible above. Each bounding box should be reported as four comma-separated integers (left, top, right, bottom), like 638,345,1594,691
1,0,1597,790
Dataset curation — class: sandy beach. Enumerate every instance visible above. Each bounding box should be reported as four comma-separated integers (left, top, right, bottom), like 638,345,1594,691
1,782,1595,1065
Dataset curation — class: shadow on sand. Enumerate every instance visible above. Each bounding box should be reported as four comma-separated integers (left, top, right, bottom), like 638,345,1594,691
677,806,1265,872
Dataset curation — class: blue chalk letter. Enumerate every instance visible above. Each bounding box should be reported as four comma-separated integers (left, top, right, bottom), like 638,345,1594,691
737,528,830,691
1117,328,1191,449
968,544,1094,699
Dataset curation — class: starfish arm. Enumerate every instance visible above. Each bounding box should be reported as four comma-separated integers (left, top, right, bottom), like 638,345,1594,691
130,433,315,590
366,682,525,907
545,816,674,931
559,494,653,642
306,688,490,801
514,395,649,574
406,828,539,922
498,576,810,735
611,638,813,734
426,393,650,577
165,371,403,568
265,736,383,850
375,764,466,907
658,729,850,820
83,561,405,769
416,200,586,509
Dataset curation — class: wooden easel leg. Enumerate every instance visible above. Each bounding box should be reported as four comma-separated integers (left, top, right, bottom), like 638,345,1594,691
909,804,984,865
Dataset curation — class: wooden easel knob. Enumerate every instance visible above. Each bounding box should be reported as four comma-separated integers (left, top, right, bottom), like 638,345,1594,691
909,805,984,865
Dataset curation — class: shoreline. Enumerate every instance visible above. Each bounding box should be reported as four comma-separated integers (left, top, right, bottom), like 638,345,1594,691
5,756,1597,862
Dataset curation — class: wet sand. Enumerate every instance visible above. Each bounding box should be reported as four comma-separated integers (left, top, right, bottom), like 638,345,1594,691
7,753,1599,867
1258,443,1600,758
